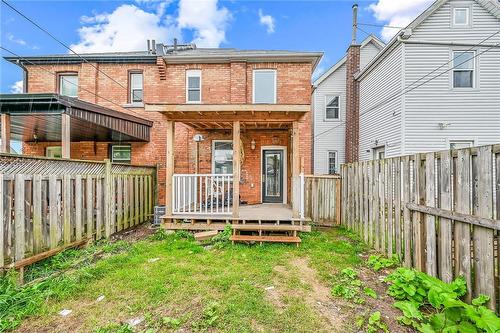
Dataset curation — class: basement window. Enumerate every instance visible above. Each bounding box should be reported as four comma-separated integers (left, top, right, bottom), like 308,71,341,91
452,51,475,88
46,146,62,158
186,70,201,103
253,69,276,104
325,95,340,120
110,145,131,163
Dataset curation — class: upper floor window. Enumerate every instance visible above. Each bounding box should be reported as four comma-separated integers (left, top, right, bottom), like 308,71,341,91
452,51,475,88
327,151,337,175
253,69,276,104
453,7,470,26
325,95,340,120
59,74,78,97
186,70,201,103
129,72,143,103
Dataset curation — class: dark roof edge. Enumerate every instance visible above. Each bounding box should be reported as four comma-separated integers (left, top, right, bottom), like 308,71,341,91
4,55,158,65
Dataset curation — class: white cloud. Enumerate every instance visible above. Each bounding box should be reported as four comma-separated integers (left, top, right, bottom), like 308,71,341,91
369,0,434,40
71,0,231,53
10,80,23,93
71,4,180,53
258,9,275,34
177,0,231,47
6,32,27,46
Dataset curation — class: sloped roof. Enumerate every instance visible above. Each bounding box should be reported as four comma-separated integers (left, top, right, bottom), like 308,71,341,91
313,34,385,87
356,0,500,80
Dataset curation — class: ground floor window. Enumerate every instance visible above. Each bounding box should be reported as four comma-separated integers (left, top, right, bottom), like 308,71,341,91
212,140,233,174
373,146,385,160
449,140,474,150
46,146,62,158
110,144,131,163
327,151,337,175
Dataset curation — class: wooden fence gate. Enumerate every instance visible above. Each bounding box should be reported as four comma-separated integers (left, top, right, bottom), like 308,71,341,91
341,144,500,312
303,175,341,225
1,154,157,269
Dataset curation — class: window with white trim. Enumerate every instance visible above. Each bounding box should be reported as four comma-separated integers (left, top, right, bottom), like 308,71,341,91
253,69,276,104
325,95,340,120
373,146,385,160
110,145,131,163
212,140,233,174
186,70,201,103
449,140,474,150
129,72,143,103
452,51,475,88
453,7,469,26
59,74,78,97
327,151,337,175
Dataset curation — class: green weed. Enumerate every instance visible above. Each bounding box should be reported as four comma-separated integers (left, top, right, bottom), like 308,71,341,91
367,254,399,271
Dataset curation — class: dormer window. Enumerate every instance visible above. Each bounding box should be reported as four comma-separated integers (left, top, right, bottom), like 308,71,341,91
453,7,469,26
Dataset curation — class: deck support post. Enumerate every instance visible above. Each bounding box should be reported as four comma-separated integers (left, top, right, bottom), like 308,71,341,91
292,121,300,218
61,113,71,159
232,120,240,218
166,120,175,216
1,114,11,153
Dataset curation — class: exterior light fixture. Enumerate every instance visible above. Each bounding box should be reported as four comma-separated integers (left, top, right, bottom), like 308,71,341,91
251,139,256,150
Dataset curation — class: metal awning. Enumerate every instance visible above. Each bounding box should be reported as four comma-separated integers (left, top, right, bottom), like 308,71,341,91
0,93,152,142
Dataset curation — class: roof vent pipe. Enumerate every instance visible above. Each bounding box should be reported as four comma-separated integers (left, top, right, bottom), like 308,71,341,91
351,3,358,45
151,39,156,54
147,39,151,53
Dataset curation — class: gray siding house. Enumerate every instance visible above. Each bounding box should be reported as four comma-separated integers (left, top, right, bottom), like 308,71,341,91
357,0,500,160
312,35,384,174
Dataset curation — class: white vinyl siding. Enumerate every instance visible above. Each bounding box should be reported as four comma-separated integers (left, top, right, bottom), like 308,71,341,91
253,70,276,104
360,42,382,70
186,70,201,103
359,44,403,161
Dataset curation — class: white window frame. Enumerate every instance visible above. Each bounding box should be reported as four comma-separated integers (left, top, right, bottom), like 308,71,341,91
211,140,233,174
129,71,143,104
327,150,338,175
372,146,385,160
59,74,78,97
447,139,475,150
252,69,277,104
46,146,62,158
452,7,470,27
324,95,340,121
451,50,476,89
111,145,132,163
186,69,201,104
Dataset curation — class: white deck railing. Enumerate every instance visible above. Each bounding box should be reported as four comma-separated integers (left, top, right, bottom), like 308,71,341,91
172,174,233,215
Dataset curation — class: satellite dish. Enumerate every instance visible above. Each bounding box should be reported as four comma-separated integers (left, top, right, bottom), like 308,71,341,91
193,134,204,142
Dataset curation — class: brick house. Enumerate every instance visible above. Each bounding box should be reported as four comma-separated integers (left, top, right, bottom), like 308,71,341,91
1,43,322,221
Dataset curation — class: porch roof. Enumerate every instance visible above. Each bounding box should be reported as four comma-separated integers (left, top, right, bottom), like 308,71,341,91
0,93,153,142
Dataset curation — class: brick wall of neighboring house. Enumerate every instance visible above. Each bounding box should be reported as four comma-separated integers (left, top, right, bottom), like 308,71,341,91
344,45,360,163
22,58,313,204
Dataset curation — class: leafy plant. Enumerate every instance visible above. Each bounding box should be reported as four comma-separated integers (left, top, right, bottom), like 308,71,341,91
211,225,232,249
331,268,365,304
94,323,134,333
367,311,388,333
367,255,399,271
162,316,181,329
364,287,377,299
385,267,500,332
150,228,171,241
193,301,220,330
174,230,194,241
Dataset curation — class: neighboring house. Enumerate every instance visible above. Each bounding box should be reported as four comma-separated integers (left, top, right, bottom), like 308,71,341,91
355,0,500,160
312,35,384,174
1,43,322,219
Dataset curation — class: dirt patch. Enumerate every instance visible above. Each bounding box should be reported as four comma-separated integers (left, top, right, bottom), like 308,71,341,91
111,223,157,242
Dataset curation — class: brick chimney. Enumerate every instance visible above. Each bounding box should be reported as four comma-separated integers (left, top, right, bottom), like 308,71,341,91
345,3,360,163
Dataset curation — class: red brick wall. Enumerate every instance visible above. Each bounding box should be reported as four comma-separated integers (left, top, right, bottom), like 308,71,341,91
22,57,313,204
345,45,360,163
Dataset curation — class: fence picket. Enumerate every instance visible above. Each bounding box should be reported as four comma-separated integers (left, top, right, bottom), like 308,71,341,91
401,156,411,267
14,174,25,261
425,153,437,276
414,154,425,271
49,175,58,249
0,174,4,267
86,176,93,240
386,159,393,257
394,157,402,258
380,160,386,254
32,174,42,253
63,174,71,244
439,151,453,283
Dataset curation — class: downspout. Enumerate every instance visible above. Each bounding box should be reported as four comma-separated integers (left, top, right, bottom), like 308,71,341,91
16,60,28,93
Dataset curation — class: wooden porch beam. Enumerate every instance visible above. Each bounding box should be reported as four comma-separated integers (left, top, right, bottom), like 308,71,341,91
1,114,11,153
166,120,175,215
61,113,71,159
232,121,240,218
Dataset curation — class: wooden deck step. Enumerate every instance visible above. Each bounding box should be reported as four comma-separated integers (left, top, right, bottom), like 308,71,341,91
194,230,218,241
230,235,301,244
232,224,311,232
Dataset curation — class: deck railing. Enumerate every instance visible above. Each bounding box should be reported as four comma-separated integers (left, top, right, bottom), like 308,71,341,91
172,174,233,215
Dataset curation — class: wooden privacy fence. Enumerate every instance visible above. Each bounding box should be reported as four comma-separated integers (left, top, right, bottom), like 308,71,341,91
0,154,157,268
340,144,500,312
303,175,341,225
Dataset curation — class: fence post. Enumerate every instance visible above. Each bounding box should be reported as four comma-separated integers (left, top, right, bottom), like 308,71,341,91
0,174,3,268
300,173,305,220
104,159,112,238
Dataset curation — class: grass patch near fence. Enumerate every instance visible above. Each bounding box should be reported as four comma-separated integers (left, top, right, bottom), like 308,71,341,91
1,227,369,332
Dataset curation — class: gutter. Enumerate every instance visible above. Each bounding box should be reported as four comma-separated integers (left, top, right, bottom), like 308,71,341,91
4,55,157,65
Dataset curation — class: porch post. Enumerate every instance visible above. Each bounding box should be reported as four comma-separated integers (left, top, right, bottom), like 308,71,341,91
292,121,300,218
232,120,240,218
61,113,71,159
0,114,11,153
165,120,175,216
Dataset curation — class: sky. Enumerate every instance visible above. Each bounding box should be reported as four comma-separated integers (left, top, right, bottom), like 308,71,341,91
0,0,435,94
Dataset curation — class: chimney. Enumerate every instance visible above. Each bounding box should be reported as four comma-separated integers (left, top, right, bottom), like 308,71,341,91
345,3,361,163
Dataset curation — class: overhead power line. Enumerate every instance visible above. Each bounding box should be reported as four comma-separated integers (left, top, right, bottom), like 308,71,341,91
313,32,500,140
358,22,404,29
1,0,142,102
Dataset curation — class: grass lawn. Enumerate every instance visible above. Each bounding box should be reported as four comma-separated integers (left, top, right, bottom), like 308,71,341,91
2,227,412,333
